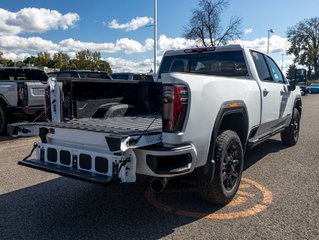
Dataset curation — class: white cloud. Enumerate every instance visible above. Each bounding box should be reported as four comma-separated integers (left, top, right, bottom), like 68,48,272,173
244,28,253,34
59,38,153,54
158,35,196,52
232,35,290,54
107,16,153,31
0,36,59,52
0,33,294,74
0,8,80,35
106,57,155,73
2,52,31,62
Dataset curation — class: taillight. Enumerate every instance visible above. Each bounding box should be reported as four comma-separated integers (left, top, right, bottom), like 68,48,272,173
44,86,51,121
163,84,189,132
17,83,28,106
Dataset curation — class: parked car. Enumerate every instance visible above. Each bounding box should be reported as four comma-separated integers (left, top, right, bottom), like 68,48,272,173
111,72,154,81
309,83,319,93
299,85,309,96
47,70,112,80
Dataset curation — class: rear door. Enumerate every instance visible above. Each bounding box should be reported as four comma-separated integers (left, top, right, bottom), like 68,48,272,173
251,51,292,136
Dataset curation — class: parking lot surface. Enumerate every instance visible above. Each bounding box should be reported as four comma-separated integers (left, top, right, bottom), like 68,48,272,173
0,94,318,240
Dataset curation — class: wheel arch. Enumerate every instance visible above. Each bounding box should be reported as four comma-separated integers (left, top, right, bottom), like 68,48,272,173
0,95,9,106
294,97,302,116
195,101,249,181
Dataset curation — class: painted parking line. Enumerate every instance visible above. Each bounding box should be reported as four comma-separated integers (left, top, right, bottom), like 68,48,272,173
145,177,273,220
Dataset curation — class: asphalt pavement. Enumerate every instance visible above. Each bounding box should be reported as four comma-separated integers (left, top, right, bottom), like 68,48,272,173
0,94,318,240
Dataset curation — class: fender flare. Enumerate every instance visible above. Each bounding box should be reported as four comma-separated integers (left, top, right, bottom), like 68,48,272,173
196,100,249,182
0,94,9,106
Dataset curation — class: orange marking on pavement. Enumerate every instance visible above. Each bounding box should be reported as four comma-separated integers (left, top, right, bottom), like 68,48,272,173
237,190,255,198
227,196,247,207
239,183,251,189
145,177,273,220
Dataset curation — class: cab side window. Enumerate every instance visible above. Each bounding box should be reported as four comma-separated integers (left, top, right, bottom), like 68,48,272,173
251,50,285,84
265,56,284,83
250,51,272,81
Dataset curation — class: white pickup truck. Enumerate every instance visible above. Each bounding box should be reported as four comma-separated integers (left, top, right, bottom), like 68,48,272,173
10,45,302,204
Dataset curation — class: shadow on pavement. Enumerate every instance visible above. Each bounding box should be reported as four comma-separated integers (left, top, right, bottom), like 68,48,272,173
0,135,14,141
0,139,286,240
0,176,213,240
244,138,286,170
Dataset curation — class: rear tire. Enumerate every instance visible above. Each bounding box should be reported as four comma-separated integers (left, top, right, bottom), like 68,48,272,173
281,108,300,146
199,130,244,204
0,105,8,135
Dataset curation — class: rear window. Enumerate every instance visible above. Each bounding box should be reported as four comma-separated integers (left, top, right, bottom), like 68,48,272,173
79,72,111,79
111,74,130,80
132,74,154,81
158,50,247,79
0,69,48,81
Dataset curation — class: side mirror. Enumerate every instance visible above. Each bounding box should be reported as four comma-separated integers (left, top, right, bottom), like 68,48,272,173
288,79,296,91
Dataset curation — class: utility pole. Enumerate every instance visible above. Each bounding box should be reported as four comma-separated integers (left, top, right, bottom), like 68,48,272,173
154,0,157,75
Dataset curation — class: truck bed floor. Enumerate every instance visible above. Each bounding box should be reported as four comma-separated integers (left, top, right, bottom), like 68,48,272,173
41,114,162,136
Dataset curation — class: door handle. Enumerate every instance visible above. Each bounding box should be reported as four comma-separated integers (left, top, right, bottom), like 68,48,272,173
263,88,269,96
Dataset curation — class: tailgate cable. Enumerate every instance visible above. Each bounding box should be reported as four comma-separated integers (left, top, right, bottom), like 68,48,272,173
22,142,38,161
129,107,162,145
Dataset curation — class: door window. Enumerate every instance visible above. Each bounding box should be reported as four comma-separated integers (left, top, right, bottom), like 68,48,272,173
250,51,272,81
265,56,284,83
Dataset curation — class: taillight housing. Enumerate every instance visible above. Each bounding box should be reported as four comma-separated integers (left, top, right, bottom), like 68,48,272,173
17,82,28,107
44,86,51,121
163,84,189,132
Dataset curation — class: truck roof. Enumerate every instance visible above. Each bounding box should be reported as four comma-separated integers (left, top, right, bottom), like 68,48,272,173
163,44,245,57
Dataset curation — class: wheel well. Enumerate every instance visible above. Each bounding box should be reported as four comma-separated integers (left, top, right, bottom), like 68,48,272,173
295,99,302,116
0,97,7,106
219,112,248,149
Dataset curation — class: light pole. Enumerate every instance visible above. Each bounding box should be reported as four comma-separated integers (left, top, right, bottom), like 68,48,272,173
154,0,157,75
281,53,284,71
267,28,274,54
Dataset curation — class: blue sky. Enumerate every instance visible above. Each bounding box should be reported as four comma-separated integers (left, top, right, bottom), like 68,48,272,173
0,0,318,73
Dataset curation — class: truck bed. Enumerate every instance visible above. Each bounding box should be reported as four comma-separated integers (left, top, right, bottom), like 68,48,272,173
38,114,162,136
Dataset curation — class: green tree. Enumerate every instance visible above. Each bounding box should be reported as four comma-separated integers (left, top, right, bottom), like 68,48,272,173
183,0,242,47
287,17,319,79
37,52,52,67
23,56,39,67
53,52,70,70
0,52,12,67
286,64,297,80
96,60,112,73
73,50,112,72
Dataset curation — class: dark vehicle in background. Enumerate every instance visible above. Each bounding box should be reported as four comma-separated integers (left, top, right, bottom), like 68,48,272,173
0,67,48,134
295,68,309,96
48,70,112,80
309,83,319,94
111,72,154,81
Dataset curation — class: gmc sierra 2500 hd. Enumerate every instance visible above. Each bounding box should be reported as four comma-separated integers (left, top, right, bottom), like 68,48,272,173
10,45,302,204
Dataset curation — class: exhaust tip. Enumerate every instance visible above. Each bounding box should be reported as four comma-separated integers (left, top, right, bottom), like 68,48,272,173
150,178,168,193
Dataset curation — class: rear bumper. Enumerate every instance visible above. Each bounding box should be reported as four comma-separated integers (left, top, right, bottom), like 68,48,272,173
134,143,197,177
